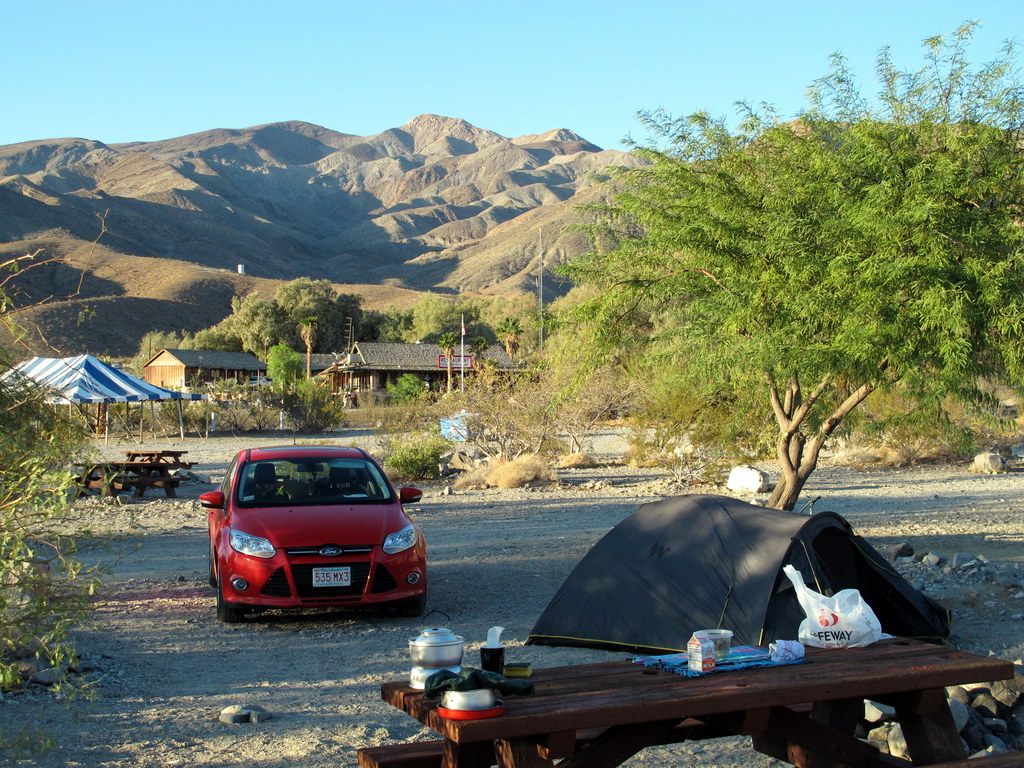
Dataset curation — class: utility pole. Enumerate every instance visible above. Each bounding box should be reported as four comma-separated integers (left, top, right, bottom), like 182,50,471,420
537,228,544,351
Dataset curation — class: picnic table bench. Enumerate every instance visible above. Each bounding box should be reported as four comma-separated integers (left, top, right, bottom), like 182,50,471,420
365,637,1015,768
75,450,193,498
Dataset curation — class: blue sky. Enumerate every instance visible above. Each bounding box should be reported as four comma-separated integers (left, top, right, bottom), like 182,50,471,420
3,1,1021,151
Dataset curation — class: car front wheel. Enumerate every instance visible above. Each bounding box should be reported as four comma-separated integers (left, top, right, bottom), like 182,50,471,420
208,547,217,588
214,560,248,623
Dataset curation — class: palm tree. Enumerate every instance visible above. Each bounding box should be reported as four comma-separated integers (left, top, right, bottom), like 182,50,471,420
437,331,457,392
298,317,317,379
470,336,489,362
495,318,522,358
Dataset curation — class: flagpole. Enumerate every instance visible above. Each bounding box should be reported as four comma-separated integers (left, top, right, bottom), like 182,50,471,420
460,314,466,392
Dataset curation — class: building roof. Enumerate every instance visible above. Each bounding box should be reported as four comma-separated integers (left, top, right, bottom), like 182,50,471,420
309,353,343,372
339,342,516,371
147,349,267,371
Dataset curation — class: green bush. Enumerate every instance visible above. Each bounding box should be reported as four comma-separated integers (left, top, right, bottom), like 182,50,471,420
385,433,450,480
387,373,428,404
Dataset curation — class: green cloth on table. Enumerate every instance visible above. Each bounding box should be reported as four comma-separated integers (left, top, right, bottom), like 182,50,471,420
422,667,534,698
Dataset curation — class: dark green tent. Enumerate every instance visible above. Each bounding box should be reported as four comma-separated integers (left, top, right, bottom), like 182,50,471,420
527,494,950,654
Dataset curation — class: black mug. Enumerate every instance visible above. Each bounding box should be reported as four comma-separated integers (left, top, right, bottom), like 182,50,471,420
480,646,505,674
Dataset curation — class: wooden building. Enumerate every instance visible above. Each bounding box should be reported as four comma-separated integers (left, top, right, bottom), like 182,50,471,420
319,342,516,400
143,349,267,390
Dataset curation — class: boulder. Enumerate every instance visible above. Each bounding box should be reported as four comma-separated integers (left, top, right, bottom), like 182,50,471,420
971,452,1008,474
726,465,769,494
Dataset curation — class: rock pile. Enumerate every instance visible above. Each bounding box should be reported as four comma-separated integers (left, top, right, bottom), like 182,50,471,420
863,666,1024,758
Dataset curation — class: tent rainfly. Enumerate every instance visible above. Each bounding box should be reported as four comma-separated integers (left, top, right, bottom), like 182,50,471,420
6,354,206,441
10,354,205,403
527,494,951,655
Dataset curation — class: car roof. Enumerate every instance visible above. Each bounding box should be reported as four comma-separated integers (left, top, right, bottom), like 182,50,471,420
241,445,369,462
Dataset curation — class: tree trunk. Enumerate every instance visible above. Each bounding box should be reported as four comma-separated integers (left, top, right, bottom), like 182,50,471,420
766,374,875,511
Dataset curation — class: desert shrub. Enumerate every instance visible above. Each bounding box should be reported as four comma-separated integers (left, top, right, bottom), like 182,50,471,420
385,433,450,481
275,380,346,433
843,389,987,467
152,398,208,435
452,466,492,489
208,381,280,434
0,356,99,754
556,452,598,469
485,455,557,488
446,373,559,461
624,431,730,486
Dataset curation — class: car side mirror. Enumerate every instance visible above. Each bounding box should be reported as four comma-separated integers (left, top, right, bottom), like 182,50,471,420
199,490,225,509
399,486,422,504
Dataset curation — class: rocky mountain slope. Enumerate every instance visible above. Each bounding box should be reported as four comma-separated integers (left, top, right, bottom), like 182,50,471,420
0,116,636,356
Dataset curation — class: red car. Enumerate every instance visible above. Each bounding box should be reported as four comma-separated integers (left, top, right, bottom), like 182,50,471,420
200,445,426,622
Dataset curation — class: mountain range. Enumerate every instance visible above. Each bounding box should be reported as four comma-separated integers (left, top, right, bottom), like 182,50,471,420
0,115,637,356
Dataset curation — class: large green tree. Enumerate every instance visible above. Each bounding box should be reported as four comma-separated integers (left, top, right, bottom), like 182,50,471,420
565,24,1024,509
229,294,287,357
273,279,363,353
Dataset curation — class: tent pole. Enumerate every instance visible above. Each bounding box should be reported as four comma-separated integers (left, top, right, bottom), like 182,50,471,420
178,399,184,440
204,399,209,439
104,403,109,444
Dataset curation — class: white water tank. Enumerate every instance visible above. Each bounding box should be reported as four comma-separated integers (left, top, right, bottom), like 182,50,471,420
237,264,245,274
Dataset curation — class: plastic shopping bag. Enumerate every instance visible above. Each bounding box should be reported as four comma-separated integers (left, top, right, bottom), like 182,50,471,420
782,564,885,648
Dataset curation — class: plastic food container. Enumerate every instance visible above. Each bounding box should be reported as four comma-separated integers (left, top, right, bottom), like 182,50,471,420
694,629,733,660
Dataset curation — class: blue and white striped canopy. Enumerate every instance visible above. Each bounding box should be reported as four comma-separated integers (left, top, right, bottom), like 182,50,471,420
8,354,205,404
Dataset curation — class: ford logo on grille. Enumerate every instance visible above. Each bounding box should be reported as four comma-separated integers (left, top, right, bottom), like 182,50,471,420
319,546,343,557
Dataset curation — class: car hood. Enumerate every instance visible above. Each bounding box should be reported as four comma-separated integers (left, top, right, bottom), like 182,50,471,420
230,505,409,547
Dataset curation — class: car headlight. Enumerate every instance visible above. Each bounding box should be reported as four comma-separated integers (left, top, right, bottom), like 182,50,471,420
382,524,417,555
229,528,276,558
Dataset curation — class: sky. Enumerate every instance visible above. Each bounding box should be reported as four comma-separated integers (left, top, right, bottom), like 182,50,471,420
3,1,1022,151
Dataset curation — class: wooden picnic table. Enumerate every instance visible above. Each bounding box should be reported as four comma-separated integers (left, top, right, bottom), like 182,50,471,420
76,451,193,498
366,638,1014,768
122,449,190,464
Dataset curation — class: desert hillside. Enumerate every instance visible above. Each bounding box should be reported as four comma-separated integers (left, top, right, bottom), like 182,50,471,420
0,116,637,356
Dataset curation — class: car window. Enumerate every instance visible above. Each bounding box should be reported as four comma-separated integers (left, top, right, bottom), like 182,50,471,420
222,456,239,497
236,457,393,507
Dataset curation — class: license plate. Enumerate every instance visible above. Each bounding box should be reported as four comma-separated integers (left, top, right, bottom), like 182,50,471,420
312,567,351,587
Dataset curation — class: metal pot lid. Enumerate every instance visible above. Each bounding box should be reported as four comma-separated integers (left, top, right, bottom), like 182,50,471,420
410,627,463,647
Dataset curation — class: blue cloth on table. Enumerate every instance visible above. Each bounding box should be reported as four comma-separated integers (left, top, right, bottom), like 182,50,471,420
633,645,808,677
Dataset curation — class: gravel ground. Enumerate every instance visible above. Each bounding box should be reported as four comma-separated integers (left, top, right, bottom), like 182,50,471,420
2,430,1022,767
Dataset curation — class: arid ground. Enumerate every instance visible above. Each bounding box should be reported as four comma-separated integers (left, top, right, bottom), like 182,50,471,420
2,431,1022,767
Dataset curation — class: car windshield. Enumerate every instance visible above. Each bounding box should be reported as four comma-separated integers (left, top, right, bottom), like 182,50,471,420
236,457,393,507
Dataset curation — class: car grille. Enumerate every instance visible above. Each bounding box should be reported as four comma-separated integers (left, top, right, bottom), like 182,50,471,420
284,544,374,556
291,562,371,598
261,567,292,597
371,565,398,594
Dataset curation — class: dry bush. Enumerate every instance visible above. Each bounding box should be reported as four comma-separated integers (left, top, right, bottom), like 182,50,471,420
452,466,492,490
556,452,598,469
485,455,558,489
622,443,660,468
